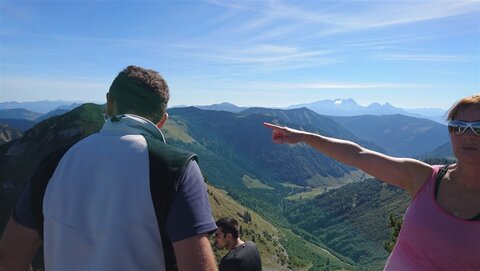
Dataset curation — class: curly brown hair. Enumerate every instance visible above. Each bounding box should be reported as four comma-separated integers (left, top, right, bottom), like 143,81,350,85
447,93,480,120
108,65,170,123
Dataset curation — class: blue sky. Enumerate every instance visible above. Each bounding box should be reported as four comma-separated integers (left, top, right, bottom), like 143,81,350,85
1,0,479,109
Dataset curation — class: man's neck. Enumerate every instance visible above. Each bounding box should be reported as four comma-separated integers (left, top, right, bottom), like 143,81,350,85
228,238,245,251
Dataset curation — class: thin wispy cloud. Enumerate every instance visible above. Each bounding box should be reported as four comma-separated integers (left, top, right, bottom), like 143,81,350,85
377,53,470,62
199,0,479,69
181,44,336,72
229,12,279,34
207,0,478,46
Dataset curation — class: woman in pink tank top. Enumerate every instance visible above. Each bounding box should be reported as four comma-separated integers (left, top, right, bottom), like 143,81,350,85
264,93,480,270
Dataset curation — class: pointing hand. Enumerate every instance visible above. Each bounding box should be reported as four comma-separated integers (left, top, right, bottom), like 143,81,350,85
263,122,303,144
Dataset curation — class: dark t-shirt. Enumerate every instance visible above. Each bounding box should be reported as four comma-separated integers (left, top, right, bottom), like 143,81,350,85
219,241,262,271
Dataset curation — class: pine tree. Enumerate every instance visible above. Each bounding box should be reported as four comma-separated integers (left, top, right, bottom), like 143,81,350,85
243,210,252,223
384,213,403,253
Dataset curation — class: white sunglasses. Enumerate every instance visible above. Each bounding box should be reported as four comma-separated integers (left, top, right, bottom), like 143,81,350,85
448,120,480,136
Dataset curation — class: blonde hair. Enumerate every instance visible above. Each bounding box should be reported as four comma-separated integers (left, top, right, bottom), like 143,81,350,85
447,93,480,120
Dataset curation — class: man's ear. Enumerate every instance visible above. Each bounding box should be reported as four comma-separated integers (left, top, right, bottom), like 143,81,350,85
225,233,234,241
156,112,168,129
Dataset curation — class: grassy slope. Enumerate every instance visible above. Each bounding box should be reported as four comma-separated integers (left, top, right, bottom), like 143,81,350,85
208,184,353,271
208,185,289,270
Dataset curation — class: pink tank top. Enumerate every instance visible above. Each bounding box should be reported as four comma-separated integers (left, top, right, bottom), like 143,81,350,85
384,165,480,271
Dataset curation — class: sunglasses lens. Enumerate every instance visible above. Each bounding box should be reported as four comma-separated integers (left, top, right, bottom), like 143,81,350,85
472,123,480,135
448,123,464,135
457,126,468,134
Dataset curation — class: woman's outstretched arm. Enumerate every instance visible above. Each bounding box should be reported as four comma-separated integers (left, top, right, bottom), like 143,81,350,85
263,122,432,196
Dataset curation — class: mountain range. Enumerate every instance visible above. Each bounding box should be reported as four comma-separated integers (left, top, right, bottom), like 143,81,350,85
195,102,249,113
0,108,43,121
286,99,446,123
2,99,445,123
194,100,446,123
0,102,454,270
0,104,84,142
0,104,82,121
0,101,84,113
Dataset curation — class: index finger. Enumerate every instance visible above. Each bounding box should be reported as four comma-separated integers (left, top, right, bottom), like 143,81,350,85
263,122,284,131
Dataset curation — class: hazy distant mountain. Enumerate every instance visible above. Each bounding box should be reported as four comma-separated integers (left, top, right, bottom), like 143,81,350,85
0,100,86,113
365,102,401,115
34,103,83,123
0,103,83,124
421,141,454,159
404,108,446,124
405,107,447,118
288,98,387,115
190,99,446,123
287,98,445,123
55,103,83,111
195,102,248,113
0,118,36,131
0,108,43,121
288,98,351,111
331,114,449,157
34,109,70,123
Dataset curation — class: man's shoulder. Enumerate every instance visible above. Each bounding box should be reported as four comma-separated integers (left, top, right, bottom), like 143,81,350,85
229,242,260,257
220,242,262,271
144,137,197,165
244,241,258,247
239,241,259,251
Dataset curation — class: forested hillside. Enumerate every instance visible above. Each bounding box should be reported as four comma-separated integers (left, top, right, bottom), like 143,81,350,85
0,104,104,232
285,180,409,270
331,115,449,157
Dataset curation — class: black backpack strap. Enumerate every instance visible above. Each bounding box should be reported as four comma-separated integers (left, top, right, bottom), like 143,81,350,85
145,137,197,271
434,165,450,200
468,213,480,221
30,144,74,239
